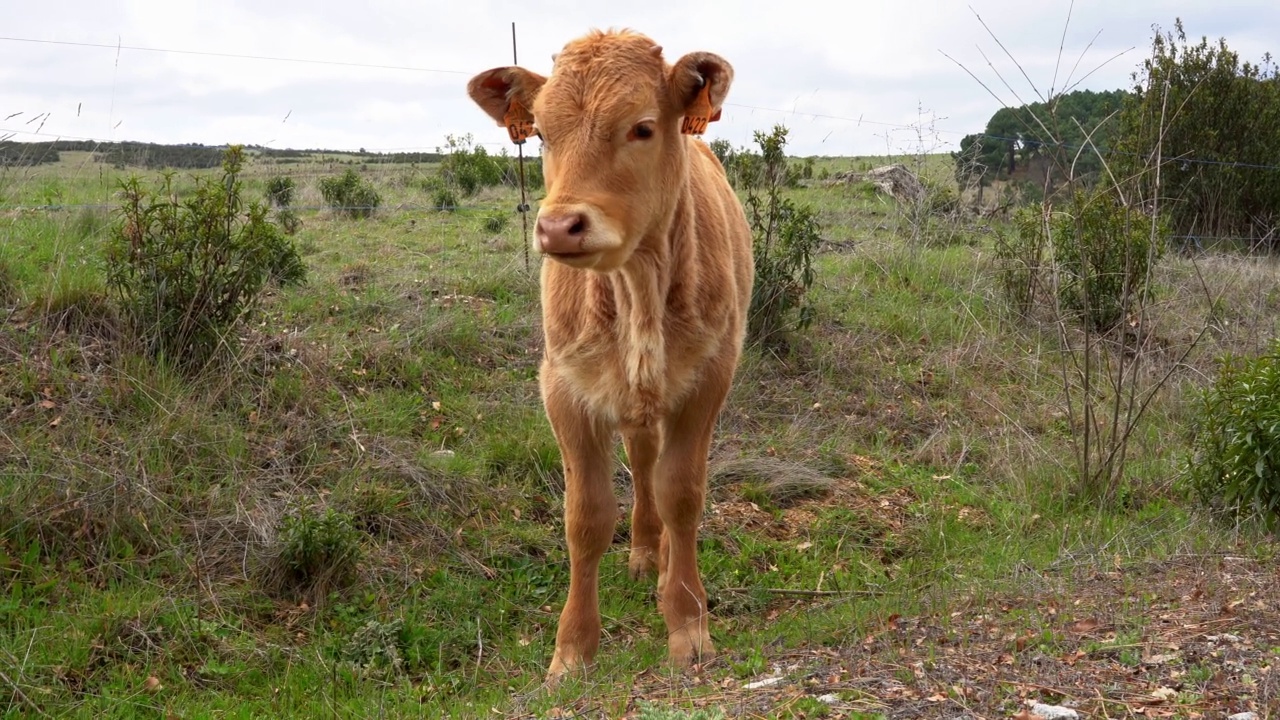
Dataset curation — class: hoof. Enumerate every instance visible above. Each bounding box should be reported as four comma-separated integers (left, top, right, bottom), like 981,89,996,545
628,547,658,580
668,628,716,669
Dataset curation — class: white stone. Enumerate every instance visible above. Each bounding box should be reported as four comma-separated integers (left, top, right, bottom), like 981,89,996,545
1031,703,1079,720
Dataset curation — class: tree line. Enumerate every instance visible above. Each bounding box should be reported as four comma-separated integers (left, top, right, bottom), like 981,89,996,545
0,140,447,170
955,18,1280,245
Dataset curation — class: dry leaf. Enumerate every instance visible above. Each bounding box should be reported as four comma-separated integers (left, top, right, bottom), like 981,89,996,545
1150,687,1178,702
39,399,56,410
1068,618,1101,633
1013,710,1046,720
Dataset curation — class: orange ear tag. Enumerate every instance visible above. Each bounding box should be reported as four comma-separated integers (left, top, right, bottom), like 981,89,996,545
504,96,536,145
681,78,718,136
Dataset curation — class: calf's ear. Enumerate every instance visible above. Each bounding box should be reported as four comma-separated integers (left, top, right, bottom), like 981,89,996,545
466,67,548,127
668,52,734,133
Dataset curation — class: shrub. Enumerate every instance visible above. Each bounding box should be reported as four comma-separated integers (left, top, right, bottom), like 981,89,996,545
1051,190,1166,332
104,145,307,368
319,169,381,219
277,507,363,587
265,175,295,207
439,134,504,197
1001,190,1165,331
1187,340,1280,526
745,125,822,353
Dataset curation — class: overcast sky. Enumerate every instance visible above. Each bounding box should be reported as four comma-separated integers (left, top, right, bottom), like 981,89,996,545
2,1,1277,158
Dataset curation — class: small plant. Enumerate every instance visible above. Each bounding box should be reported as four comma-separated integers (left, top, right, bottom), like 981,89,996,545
104,145,307,368
1187,340,1280,526
995,206,1051,317
277,506,363,586
744,125,822,353
432,186,458,213
319,169,381,219
342,618,406,674
276,207,301,235
265,176,295,207
481,211,508,233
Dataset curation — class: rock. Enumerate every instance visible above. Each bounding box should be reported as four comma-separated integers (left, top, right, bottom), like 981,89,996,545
1227,713,1257,720
1030,703,1079,720
816,693,840,705
828,164,926,204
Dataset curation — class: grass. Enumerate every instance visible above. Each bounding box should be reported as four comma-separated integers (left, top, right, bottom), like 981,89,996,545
2,147,1280,718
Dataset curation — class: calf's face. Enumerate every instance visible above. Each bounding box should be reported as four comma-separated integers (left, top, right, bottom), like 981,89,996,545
467,30,733,271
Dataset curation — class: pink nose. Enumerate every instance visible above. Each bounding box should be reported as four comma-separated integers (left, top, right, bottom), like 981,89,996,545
536,212,588,255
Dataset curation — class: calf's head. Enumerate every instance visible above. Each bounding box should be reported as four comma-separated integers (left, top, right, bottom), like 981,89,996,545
467,29,733,271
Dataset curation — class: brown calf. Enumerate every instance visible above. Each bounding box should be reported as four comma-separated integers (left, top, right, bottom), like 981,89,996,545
467,28,752,680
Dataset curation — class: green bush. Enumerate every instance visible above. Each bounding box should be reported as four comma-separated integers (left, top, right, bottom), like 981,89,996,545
265,175,295,207
319,169,381,219
1052,190,1166,332
745,125,822,353
1002,190,1165,331
278,507,363,586
1187,340,1280,526
104,145,307,368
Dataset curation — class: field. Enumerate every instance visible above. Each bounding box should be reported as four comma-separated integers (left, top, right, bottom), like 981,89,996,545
2,147,1280,719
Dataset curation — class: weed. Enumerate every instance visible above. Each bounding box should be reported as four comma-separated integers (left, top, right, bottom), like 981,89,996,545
432,185,459,212
482,210,509,233
439,133,505,196
275,506,363,590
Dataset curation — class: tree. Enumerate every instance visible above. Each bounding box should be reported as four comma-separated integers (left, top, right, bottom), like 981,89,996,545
1115,19,1280,245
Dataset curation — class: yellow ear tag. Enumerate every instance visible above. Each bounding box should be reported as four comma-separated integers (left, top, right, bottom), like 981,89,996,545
681,78,718,136
504,97,536,145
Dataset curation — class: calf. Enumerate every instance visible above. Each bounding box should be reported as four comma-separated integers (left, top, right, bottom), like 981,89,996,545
467,28,752,680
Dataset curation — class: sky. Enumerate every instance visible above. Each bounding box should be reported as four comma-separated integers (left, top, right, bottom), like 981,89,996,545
2,0,1278,158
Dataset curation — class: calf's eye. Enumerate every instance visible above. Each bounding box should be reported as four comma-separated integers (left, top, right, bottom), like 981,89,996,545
629,123,655,141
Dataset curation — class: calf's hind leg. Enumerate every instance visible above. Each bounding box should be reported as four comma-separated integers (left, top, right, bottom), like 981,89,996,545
623,428,661,581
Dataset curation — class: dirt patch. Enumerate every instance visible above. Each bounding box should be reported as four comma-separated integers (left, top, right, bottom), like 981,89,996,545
516,551,1280,719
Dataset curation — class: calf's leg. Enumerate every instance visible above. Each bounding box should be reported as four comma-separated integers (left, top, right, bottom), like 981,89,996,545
623,427,661,580
542,375,617,680
654,364,734,667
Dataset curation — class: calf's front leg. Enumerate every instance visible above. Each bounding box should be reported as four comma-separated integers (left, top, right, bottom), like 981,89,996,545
541,374,618,681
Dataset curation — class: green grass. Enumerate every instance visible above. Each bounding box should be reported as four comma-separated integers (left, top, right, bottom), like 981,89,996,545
2,149,1279,718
